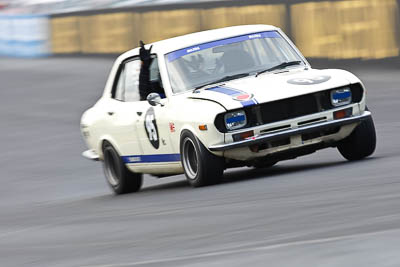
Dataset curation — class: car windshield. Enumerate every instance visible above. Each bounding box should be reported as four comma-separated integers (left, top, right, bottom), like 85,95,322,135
165,31,305,93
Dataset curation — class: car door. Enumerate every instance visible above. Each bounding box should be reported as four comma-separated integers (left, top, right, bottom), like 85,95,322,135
137,101,177,162
103,57,144,159
134,57,180,171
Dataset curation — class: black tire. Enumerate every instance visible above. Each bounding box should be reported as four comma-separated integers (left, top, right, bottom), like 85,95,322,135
102,142,143,194
180,131,224,187
337,115,376,161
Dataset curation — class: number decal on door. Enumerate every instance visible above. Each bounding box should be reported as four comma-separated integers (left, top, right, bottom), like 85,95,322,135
144,107,160,149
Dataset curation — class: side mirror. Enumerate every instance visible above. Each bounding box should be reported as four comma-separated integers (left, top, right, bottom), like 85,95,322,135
147,93,164,106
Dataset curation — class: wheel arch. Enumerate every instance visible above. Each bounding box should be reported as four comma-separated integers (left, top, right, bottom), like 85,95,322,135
179,126,224,157
179,127,225,187
179,125,206,147
97,135,123,160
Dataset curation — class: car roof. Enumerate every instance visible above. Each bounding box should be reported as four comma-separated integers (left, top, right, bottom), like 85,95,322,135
119,24,279,60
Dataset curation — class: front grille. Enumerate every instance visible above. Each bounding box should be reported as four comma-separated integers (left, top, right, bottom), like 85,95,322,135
259,93,319,124
215,83,363,133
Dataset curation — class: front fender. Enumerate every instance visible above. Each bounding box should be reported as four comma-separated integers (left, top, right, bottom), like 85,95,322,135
325,69,367,111
326,69,364,86
96,134,123,161
174,98,226,156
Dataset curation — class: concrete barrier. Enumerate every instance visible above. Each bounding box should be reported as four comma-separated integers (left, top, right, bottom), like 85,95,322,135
199,4,286,31
48,0,400,60
0,15,50,57
139,9,202,44
291,0,399,59
49,3,288,55
78,12,135,54
50,16,80,54
3,0,400,60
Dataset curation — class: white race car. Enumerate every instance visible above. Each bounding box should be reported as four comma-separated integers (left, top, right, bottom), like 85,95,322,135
81,25,376,194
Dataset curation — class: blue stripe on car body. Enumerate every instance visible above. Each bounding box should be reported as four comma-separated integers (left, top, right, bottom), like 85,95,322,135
240,100,257,107
206,86,258,107
122,154,181,164
207,86,240,96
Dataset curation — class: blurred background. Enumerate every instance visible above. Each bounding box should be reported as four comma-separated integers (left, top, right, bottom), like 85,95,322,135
0,0,399,59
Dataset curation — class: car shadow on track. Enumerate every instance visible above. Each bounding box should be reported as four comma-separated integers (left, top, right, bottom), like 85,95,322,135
222,159,369,184
141,180,190,193
140,157,378,193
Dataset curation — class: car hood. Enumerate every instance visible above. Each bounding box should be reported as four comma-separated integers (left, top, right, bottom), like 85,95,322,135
187,68,353,110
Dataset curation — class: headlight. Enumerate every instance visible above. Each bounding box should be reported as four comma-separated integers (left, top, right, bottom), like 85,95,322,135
224,110,247,131
331,87,352,107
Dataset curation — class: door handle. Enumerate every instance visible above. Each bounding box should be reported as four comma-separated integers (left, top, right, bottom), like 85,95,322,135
137,111,143,116
107,111,114,116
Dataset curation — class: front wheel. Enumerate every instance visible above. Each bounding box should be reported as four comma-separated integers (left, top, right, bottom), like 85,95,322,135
103,142,143,194
180,131,224,187
337,115,376,161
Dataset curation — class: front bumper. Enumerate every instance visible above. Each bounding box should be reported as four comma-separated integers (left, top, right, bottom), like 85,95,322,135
82,149,100,161
209,111,371,152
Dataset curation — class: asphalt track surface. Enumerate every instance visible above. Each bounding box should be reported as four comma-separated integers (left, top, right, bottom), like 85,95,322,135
0,57,399,267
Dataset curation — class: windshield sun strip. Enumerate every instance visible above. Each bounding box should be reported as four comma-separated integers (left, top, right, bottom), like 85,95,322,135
166,31,281,63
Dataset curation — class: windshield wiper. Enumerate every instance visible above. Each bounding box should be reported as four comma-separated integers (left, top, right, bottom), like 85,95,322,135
194,72,250,91
255,61,302,77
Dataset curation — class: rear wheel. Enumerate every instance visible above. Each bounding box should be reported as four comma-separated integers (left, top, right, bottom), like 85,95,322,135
337,115,376,161
103,142,142,194
180,131,224,187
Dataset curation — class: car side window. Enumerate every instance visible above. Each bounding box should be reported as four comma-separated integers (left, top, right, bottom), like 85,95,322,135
114,68,125,101
112,57,165,102
112,58,141,102
148,56,165,98
124,59,141,102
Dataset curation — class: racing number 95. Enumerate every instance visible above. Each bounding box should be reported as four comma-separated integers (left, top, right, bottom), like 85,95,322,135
144,107,160,149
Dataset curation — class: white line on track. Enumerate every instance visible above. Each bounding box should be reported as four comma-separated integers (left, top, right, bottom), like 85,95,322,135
82,227,400,267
